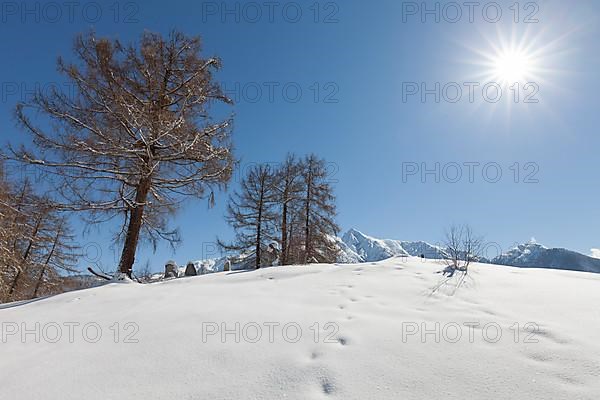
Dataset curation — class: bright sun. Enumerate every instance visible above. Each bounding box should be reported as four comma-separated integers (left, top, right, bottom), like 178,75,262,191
461,22,571,112
492,50,533,84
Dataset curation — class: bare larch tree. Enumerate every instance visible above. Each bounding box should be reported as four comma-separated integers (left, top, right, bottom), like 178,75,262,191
8,31,234,278
30,215,80,299
1,178,47,300
219,164,278,269
0,163,21,300
0,168,79,302
299,154,340,264
273,154,304,265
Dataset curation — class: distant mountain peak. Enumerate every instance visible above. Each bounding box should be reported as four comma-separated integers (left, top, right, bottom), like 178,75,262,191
339,229,446,263
493,241,599,273
342,228,369,242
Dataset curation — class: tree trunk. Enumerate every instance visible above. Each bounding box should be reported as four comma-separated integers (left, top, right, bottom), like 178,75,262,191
9,215,42,297
32,263,48,299
32,223,61,298
117,177,151,277
288,220,295,264
255,180,265,270
8,270,21,298
304,170,312,265
281,192,288,266
5,184,28,300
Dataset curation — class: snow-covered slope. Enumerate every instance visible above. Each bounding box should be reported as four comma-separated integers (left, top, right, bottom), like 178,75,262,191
2,258,599,399
492,242,600,273
394,240,447,259
330,235,363,264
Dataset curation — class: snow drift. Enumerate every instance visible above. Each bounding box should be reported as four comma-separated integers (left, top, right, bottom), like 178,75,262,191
1,257,599,399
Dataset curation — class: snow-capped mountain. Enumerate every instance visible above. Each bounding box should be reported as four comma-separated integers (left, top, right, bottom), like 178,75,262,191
338,229,600,274
341,229,408,262
339,228,446,262
491,242,600,273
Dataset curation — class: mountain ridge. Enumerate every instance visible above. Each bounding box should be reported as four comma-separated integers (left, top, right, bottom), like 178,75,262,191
337,229,600,274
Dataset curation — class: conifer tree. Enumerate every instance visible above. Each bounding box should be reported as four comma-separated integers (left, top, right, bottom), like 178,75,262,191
8,31,234,278
219,165,278,269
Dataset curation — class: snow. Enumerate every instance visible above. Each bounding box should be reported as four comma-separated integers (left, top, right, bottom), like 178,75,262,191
1,257,599,399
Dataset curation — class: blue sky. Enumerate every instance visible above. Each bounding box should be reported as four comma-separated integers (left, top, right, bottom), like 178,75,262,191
1,0,599,272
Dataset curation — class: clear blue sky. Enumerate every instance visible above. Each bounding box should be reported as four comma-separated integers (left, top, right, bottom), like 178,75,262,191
1,0,599,272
